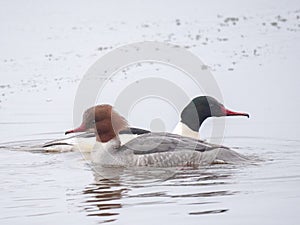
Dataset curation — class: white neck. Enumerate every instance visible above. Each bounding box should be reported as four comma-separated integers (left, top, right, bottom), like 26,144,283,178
91,137,121,164
172,122,199,139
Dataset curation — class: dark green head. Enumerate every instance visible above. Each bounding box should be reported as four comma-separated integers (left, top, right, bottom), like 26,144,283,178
181,96,249,131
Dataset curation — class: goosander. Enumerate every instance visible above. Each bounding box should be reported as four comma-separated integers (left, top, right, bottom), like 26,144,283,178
61,96,249,166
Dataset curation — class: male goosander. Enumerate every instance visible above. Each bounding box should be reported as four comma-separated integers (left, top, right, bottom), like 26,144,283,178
62,96,249,166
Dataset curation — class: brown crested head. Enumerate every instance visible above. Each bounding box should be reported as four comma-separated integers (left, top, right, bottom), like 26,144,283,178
65,105,128,143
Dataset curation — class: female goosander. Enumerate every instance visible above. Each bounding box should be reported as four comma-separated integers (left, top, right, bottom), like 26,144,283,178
62,96,249,166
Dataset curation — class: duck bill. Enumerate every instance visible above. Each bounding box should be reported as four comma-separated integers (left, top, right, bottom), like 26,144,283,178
65,123,86,135
222,107,249,118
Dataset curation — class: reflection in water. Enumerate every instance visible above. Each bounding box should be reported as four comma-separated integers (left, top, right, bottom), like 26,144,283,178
81,164,238,223
81,169,125,223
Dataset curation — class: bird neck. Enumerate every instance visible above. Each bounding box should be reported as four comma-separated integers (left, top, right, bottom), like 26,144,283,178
180,100,209,133
172,122,199,139
95,110,129,143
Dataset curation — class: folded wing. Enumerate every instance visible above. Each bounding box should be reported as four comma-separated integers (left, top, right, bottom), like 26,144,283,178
118,132,229,155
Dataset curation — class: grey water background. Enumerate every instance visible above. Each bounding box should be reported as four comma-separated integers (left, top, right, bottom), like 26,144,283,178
1,0,300,224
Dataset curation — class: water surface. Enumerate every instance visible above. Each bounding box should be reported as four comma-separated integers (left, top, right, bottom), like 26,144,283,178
1,136,299,225
1,0,300,224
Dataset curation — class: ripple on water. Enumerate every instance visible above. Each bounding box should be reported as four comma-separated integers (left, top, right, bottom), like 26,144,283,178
1,136,299,224
74,164,240,223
